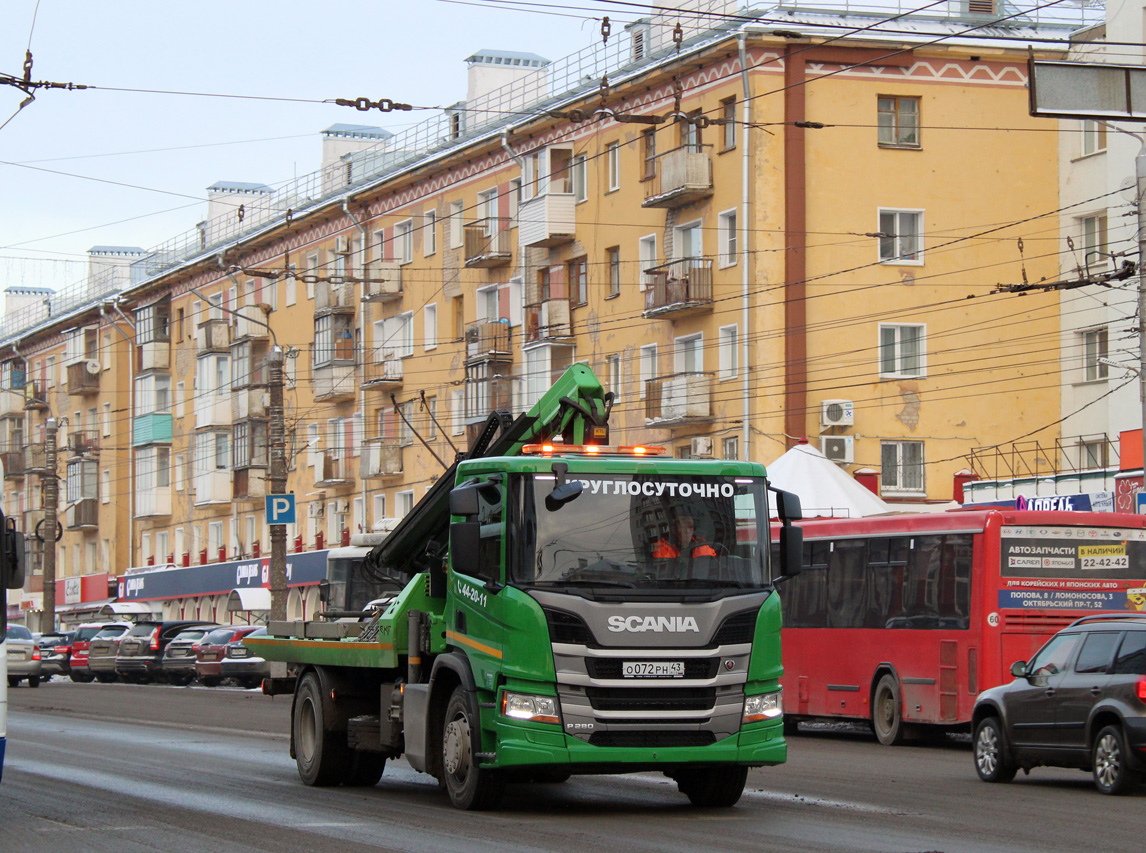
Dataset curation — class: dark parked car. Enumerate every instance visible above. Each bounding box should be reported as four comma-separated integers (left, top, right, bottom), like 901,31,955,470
115,620,217,684
195,626,266,688
68,622,130,683
88,623,134,683
35,631,75,680
6,624,41,687
161,625,219,686
972,613,1146,795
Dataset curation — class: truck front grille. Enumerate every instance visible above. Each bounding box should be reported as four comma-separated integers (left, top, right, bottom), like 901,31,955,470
586,658,719,679
586,687,715,712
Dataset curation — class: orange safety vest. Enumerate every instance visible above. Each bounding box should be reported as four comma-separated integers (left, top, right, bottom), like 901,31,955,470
652,537,716,559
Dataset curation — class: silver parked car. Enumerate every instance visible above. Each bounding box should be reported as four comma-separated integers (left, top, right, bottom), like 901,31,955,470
6,624,42,688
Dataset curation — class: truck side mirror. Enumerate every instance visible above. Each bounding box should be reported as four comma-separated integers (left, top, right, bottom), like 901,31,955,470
772,488,802,523
317,579,331,605
775,525,803,584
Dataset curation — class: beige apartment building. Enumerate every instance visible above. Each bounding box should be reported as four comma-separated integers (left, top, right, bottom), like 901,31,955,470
1,2,1093,627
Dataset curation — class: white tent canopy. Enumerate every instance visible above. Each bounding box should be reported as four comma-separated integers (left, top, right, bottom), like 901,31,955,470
766,442,893,518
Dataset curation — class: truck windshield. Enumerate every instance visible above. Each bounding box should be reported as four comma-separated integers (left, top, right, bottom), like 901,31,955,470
510,473,769,594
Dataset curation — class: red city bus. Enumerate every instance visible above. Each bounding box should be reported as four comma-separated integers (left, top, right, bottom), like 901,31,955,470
774,509,1146,744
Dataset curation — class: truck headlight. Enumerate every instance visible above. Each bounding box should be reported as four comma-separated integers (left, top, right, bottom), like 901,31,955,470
501,691,560,725
743,691,783,723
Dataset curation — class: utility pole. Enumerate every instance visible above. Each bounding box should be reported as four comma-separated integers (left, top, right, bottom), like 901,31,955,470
268,346,287,622
41,416,58,631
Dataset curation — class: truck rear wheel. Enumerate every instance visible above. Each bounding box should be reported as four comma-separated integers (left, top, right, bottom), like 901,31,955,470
673,767,749,807
442,686,503,810
293,672,351,786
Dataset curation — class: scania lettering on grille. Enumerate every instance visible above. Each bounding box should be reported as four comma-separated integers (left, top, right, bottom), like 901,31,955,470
607,615,700,633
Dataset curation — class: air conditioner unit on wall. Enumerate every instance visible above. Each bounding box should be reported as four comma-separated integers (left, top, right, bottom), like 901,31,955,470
822,436,854,464
690,437,714,458
820,399,855,428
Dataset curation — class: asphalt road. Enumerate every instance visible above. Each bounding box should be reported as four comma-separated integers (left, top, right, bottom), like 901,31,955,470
2,680,1142,853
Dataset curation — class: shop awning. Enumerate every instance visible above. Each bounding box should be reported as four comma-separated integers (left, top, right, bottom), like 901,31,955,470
98,601,160,617
227,587,271,612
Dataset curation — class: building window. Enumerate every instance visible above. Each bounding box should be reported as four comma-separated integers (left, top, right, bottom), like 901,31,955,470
397,401,415,447
538,267,551,303
423,210,437,256
1078,439,1108,469
306,253,318,300
606,353,622,400
877,96,920,147
508,178,521,227
1083,327,1109,382
718,209,737,267
449,200,464,248
718,324,738,380
397,490,415,518
879,323,925,378
395,219,413,265
572,154,588,203
720,96,737,150
101,468,110,504
878,209,923,263
1081,213,1108,269
607,247,621,298
638,234,657,289
675,333,703,374
607,143,620,191
642,129,657,180
134,373,171,416
881,440,925,493
1081,120,1107,157
639,344,657,398
679,111,702,152
722,436,739,460
424,303,437,350
568,257,588,305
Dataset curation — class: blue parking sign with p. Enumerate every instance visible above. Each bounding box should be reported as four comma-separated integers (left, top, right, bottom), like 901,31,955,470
267,493,296,525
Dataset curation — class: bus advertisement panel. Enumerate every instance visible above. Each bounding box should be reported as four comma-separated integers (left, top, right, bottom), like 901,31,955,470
775,510,1146,745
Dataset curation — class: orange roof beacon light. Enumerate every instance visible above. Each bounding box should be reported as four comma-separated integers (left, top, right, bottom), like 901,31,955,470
521,444,666,457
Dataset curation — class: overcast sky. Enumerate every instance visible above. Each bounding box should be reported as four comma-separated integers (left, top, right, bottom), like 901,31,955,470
0,0,611,293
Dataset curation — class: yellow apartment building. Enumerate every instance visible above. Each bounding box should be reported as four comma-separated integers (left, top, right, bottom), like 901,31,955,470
0,4,1089,628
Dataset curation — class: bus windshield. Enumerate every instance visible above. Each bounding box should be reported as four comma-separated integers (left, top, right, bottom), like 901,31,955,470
510,473,769,596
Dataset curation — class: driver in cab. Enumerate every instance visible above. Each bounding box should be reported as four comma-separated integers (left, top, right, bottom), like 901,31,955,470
652,510,718,561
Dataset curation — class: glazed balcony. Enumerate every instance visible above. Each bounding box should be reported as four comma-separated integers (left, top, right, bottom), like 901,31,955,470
464,218,512,268
137,340,171,372
66,360,101,396
464,374,514,421
195,392,232,429
0,387,25,418
232,306,270,341
644,372,714,426
518,190,575,249
360,440,403,479
523,301,571,345
642,145,713,208
312,363,357,403
1,444,24,479
362,260,403,303
233,466,267,502
362,347,403,391
65,497,99,530
232,386,268,421
642,258,714,319
135,487,172,518
195,318,232,353
193,470,232,505
465,322,513,364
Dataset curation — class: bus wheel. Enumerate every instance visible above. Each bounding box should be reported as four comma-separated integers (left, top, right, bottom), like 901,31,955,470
292,672,351,786
442,686,503,810
872,674,906,746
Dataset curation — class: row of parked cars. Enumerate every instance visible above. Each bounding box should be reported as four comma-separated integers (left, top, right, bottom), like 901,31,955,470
6,619,269,689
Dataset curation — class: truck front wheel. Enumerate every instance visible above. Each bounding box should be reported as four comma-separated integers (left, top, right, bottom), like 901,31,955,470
293,672,351,786
672,767,749,807
442,686,503,810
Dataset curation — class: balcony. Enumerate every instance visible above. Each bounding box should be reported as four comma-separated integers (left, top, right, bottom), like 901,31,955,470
194,470,232,505
22,508,45,540
312,363,357,403
362,347,403,391
465,322,512,364
518,191,575,248
68,430,100,458
195,318,232,352
195,392,232,429
137,340,171,372
524,301,572,345
23,443,48,474
24,381,49,411
315,450,352,487
233,466,267,502
362,260,403,303
65,497,99,530
642,258,714,319
1,445,24,479
642,145,713,208
644,372,714,426
464,374,514,421
360,440,403,478
133,413,173,447
315,281,356,316
135,487,172,518
464,219,513,268
233,306,270,341
232,386,268,421
66,360,101,395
